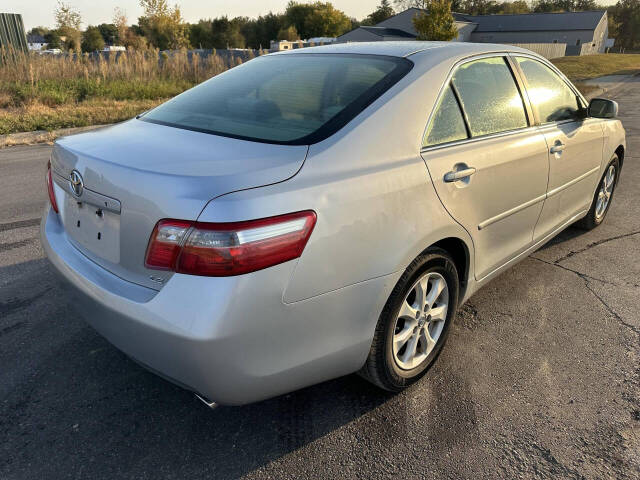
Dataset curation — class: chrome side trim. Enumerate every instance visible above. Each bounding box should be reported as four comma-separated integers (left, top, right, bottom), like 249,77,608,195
421,125,540,153
546,166,600,198
195,393,219,409
478,193,546,230
477,208,588,283
477,166,599,231
52,171,121,214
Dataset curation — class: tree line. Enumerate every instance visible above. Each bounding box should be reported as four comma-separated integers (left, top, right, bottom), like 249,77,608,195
26,0,640,53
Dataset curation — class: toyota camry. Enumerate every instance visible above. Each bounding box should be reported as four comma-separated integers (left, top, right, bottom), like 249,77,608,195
41,42,625,406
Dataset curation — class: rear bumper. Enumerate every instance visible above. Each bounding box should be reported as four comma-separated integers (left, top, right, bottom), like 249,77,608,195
41,206,394,405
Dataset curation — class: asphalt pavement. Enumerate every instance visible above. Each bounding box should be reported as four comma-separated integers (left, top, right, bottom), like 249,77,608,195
1,81,639,479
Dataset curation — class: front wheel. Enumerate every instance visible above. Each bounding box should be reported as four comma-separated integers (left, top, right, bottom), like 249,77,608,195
360,248,459,391
576,155,620,230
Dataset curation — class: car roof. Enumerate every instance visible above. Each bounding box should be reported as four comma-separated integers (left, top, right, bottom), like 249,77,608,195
272,41,535,59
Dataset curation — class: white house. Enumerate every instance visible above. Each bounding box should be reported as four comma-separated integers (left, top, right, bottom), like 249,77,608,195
27,34,47,51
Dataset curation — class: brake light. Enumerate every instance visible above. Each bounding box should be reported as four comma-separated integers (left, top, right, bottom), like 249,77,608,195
46,160,59,214
145,211,317,277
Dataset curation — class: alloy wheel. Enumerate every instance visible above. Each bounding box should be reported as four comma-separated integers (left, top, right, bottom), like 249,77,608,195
392,272,449,370
595,164,616,220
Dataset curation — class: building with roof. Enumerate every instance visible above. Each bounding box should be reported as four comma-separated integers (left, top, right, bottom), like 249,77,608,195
466,10,609,55
339,8,477,43
337,8,611,58
27,34,47,51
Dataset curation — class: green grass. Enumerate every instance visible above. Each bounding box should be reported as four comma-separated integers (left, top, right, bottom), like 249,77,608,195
0,78,193,109
552,54,640,82
0,98,166,135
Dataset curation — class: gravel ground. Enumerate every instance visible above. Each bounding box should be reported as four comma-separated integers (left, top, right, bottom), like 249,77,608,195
1,80,638,480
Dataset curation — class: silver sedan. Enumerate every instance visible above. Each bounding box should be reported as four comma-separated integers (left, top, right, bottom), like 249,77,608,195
41,42,626,406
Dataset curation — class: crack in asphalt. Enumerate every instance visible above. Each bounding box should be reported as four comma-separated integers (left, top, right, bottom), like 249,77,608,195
530,256,640,336
0,218,40,233
0,288,51,318
0,238,37,253
553,230,640,265
530,255,617,286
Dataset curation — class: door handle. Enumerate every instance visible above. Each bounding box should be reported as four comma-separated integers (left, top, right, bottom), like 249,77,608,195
444,167,476,183
550,142,566,154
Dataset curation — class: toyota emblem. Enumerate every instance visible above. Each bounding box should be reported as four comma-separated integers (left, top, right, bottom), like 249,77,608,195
69,170,84,197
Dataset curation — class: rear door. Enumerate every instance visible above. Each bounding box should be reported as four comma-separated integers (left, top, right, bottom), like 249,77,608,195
422,55,550,280
513,56,604,242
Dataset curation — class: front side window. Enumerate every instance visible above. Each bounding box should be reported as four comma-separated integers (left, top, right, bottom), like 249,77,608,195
423,85,468,147
451,57,528,137
516,57,581,123
141,54,412,145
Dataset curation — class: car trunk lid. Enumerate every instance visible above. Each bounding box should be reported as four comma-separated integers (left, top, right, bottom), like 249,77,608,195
51,119,308,290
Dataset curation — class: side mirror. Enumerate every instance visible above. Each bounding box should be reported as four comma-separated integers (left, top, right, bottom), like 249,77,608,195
588,98,618,119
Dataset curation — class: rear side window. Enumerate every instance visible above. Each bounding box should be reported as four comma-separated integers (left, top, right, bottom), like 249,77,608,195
423,85,468,147
515,57,581,123
141,54,412,145
452,57,528,137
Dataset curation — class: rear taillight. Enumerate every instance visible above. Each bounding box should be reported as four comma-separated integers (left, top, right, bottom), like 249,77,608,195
145,211,317,277
46,160,59,214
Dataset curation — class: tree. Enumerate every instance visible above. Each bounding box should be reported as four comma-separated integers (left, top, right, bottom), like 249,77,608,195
210,16,246,48
532,0,599,12
459,0,499,15
113,7,129,44
241,13,287,49
55,1,82,51
277,25,299,40
28,26,50,37
44,31,63,49
55,1,81,30
81,25,105,52
189,20,213,48
610,0,640,49
412,0,458,40
363,0,396,25
138,0,190,49
285,2,351,38
499,0,531,13
394,0,428,8
97,23,118,45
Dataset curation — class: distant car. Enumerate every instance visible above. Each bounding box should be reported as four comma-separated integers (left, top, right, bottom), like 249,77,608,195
101,45,126,52
41,42,626,406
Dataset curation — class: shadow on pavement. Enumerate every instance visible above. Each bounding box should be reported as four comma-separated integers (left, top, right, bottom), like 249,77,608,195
0,258,393,479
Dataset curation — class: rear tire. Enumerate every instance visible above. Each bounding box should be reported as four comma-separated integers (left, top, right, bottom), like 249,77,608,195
576,155,619,230
360,248,459,391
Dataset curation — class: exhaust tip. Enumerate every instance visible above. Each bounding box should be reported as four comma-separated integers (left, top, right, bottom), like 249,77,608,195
195,393,218,409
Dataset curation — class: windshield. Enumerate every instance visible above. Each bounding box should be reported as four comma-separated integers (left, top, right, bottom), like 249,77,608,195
140,53,413,145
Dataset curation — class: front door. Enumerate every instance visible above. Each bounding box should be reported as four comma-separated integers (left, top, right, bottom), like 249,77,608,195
512,56,604,241
422,56,550,280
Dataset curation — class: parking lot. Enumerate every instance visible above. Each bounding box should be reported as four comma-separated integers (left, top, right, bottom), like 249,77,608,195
1,79,639,479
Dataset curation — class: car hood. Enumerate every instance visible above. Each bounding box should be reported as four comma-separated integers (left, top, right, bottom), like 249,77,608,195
50,119,308,289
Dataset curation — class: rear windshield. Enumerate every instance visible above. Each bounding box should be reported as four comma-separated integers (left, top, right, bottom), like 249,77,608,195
140,53,413,145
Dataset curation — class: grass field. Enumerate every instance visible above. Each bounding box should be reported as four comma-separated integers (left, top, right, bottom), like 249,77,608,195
0,48,242,135
1,50,639,136
551,53,640,81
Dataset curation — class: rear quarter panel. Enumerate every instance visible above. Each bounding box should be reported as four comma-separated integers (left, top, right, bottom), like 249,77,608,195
197,56,475,304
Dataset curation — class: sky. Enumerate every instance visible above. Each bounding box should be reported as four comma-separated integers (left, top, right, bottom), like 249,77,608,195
3,0,381,31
